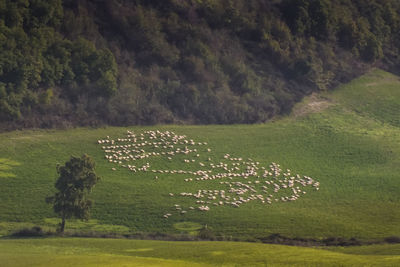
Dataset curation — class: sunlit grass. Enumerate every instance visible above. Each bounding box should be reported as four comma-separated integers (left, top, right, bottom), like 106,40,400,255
0,69,399,241
1,238,400,266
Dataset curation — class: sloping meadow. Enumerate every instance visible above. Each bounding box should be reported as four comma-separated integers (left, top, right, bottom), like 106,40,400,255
0,69,399,240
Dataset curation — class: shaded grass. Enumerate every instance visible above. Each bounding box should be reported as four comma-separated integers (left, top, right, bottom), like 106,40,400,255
43,218,132,234
0,69,399,240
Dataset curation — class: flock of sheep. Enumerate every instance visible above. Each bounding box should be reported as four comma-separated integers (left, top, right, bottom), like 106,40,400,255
97,130,320,219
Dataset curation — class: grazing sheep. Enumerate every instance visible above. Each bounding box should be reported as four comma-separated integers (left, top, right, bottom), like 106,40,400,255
98,130,320,217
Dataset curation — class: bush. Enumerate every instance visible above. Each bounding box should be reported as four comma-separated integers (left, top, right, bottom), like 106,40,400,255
198,225,215,240
322,237,362,246
384,236,400,244
12,226,47,237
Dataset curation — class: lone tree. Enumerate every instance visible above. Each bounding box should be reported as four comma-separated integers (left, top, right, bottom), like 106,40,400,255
46,154,100,234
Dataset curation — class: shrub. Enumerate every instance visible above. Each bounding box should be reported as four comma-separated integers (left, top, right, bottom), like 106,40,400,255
384,236,400,244
322,237,362,246
198,225,215,240
12,226,46,237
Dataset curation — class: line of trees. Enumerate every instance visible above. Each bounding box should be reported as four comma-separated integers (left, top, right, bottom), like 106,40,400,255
1,0,400,130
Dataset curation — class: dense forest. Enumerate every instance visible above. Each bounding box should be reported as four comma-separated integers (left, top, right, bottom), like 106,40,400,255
1,0,400,130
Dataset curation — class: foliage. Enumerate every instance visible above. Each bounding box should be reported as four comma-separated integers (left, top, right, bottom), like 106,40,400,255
385,236,400,244
0,0,117,125
2,0,400,128
11,226,48,237
46,154,100,233
198,225,216,240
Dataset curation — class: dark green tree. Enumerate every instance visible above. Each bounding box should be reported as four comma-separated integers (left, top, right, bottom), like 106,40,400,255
46,154,100,234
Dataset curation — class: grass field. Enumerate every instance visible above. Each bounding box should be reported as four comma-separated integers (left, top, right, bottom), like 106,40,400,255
1,238,400,266
0,68,399,242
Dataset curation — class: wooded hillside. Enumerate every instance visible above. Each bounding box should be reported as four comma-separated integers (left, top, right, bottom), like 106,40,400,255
1,0,400,130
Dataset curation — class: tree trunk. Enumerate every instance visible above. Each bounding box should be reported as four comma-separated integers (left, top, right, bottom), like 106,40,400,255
59,217,66,234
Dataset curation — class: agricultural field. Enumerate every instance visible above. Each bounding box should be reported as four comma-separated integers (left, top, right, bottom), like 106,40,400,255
0,69,399,248
1,238,400,266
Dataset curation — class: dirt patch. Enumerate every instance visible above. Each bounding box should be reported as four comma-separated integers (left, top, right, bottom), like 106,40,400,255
10,134,44,140
366,82,379,87
292,93,333,118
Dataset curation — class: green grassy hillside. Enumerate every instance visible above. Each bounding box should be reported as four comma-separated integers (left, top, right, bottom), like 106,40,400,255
1,238,400,267
0,69,399,240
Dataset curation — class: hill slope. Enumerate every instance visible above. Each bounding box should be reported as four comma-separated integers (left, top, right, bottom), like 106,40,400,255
2,0,400,129
0,69,399,240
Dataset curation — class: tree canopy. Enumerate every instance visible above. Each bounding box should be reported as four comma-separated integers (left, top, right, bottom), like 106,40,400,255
46,154,100,233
